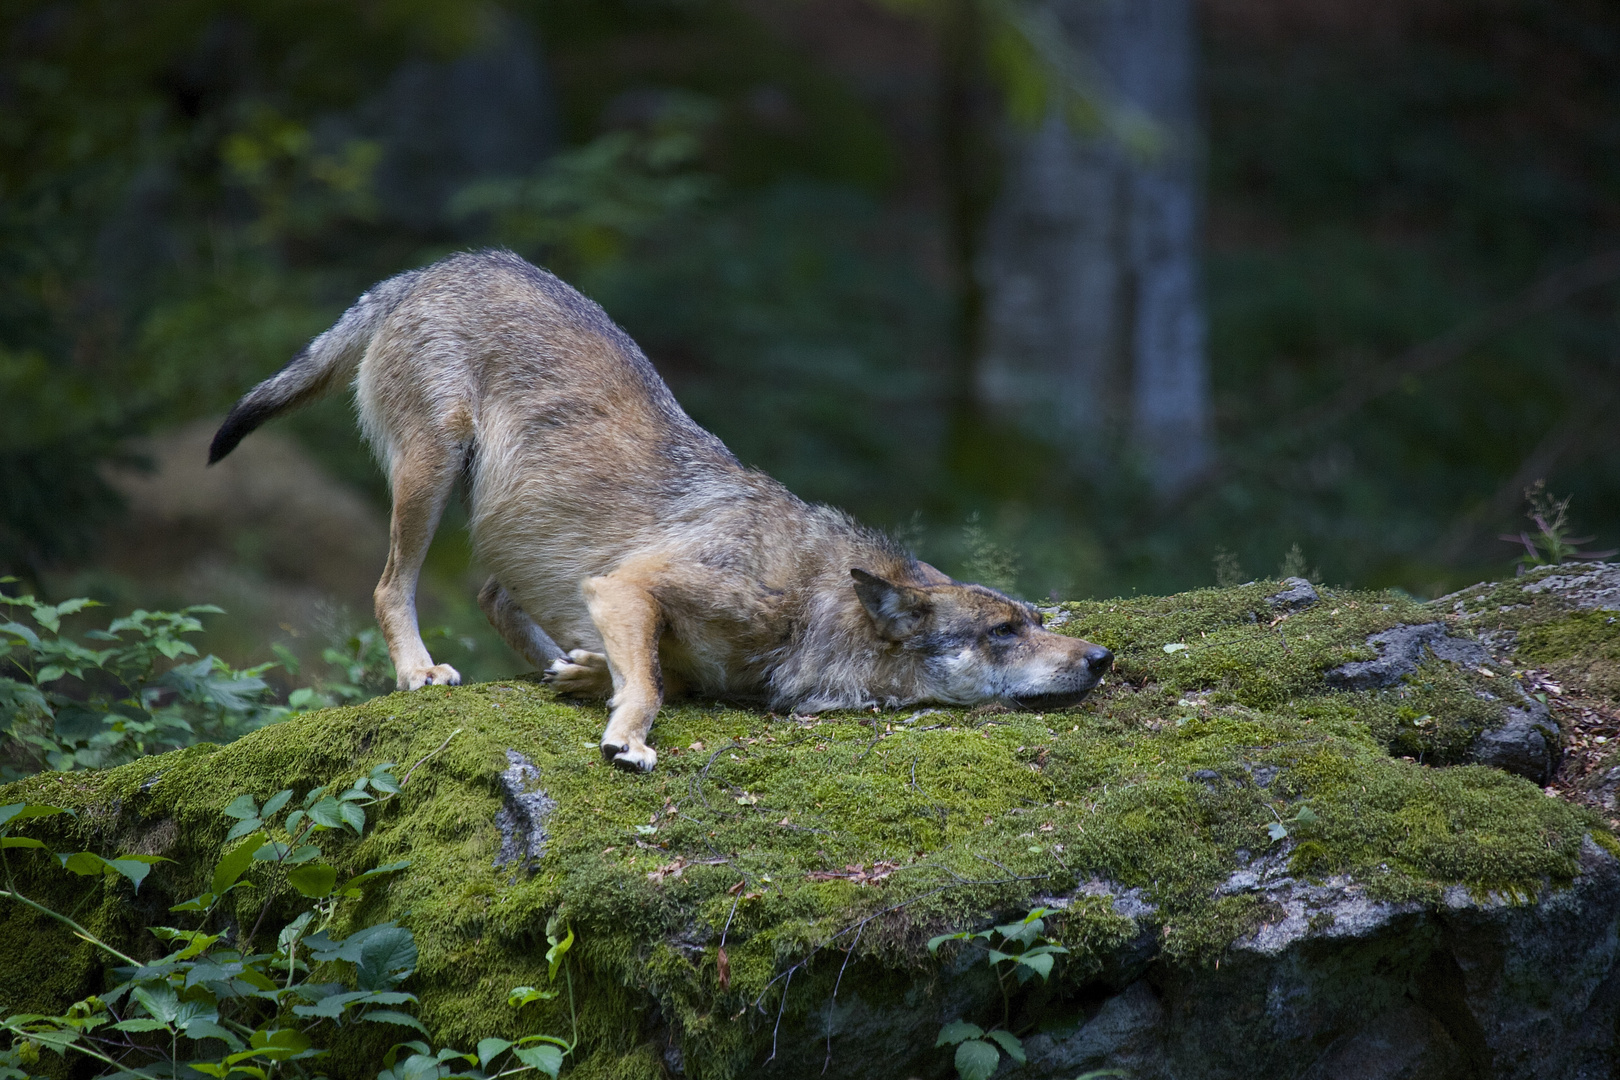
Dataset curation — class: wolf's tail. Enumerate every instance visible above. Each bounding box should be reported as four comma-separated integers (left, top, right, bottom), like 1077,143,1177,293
207,270,421,464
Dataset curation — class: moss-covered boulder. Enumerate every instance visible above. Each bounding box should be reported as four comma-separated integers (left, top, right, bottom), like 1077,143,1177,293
4,568,1619,1079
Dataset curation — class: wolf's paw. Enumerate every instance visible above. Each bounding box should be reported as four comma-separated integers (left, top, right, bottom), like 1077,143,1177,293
601,739,657,773
543,650,612,697
400,664,461,690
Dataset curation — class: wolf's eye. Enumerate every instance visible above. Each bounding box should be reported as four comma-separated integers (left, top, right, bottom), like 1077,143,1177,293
989,622,1018,640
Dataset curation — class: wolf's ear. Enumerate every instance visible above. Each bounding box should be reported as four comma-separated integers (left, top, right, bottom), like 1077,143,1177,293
851,568,930,641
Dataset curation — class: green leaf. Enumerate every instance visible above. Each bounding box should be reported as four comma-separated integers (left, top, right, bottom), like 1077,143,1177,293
338,799,366,835
927,932,964,955
308,796,345,829
1294,805,1320,827
284,810,307,836
477,1037,513,1068
356,925,419,989
212,832,267,896
0,837,44,849
170,891,216,912
261,789,294,817
338,859,411,894
936,1020,984,1046
104,855,165,892
511,1044,564,1078
507,986,558,1007
132,984,181,1025
58,851,108,877
954,1039,1000,1080
1267,821,1289,843
1018,953,1056,981
225,816,265,842
184,1018,245,1051
35,665,65,684
369,765,402,795
0,803,72,828
286,863,337,899
545,924,574,982
362,1010,428,1034
111,1018,169,1032
223,795,260,820
984,1029,1026,1064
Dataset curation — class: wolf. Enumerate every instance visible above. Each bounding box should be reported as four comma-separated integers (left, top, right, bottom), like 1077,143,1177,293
209,250,1113,772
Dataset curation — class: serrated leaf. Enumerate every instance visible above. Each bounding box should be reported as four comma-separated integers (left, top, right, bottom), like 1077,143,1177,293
212,832,266,896
927,932,963,955
357,925,419,989
362,1010,428,1034
35,665,65,684
338,800,366,835
954,1038,1000,1080
284,810,306,836
1294,805,1320,826
936,1020,984,1046
111,1018,169,1032
308,796,345,829
1018,952,1056,980
225,817,264,842
511,1044,564,1078
339,859,410,893
183,1018,245,1050
984,1029,1026,1064
1267,821,1289,842
261,790,293,817
253,842,289,862
477,1037,513,1068
286,863,337,899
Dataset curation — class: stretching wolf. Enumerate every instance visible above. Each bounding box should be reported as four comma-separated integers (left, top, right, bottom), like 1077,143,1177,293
210,250,1113,772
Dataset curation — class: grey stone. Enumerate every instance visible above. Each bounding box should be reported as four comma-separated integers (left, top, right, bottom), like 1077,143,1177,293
1268,577,1320,611
493,749,556,870
1325,624,1488,691
1467,705,1558,785
1519,562,1620,610
1022,980,1167,1075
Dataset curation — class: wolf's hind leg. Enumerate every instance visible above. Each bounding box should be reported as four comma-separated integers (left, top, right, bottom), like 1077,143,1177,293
478,577,567,670
376,440,464,690
582,568,665,773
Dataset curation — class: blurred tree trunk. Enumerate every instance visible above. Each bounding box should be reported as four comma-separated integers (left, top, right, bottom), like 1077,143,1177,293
975,0,1209,494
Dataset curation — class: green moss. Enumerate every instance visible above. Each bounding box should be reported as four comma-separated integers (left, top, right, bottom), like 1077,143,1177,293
1,576,1612,1078
1518,610,1620,663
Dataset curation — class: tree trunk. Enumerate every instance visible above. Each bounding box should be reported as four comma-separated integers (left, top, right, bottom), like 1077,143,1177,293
975,0,1209,494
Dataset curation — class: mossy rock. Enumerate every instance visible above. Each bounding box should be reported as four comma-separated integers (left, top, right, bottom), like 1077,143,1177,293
4,572,1619,1079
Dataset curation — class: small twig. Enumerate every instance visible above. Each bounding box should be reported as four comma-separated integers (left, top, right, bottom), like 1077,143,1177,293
720,891,742,949
401,727,464,787
765,969,794,1064
823,921,865,1075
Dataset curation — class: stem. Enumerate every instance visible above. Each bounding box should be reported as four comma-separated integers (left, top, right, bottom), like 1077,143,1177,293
565,963,578,1054
401,727,464,787
0,888,141,966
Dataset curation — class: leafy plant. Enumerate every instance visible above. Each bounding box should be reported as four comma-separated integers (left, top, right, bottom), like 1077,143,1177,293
1501,480,1616,572
928,908,1070,1080
0,584,286,780
0,763,578,1079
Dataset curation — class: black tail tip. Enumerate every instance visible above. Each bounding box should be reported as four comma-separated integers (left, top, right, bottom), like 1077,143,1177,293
207,402,270,465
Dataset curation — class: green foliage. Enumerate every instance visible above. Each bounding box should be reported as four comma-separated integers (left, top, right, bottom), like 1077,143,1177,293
0,763,576,1079
929,908,1067,1079
0,583,286,780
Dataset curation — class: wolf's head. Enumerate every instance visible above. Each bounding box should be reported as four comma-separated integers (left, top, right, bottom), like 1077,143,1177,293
850,567,1112,710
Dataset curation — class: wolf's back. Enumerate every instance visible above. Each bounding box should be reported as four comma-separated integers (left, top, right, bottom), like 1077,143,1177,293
207,269,422,464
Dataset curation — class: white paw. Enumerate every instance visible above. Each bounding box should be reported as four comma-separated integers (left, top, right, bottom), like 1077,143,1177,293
544,650,612,697
601,739,657,773
400,663,461,690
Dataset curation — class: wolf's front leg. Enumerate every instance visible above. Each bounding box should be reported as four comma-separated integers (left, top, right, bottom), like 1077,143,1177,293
582,569,665,773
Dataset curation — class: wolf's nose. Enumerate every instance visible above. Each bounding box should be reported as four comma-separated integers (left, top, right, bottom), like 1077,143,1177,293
1083,646,1113,675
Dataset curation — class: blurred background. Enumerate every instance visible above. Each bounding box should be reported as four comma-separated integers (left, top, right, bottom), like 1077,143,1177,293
3,0,1619,686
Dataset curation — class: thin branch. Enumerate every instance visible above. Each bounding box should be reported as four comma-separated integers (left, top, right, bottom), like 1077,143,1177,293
0,888,141,967
822,921,865,1075
401,726,464,787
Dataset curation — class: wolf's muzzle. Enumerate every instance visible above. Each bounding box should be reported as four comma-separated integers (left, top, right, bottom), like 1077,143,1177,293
1012,645,1113,711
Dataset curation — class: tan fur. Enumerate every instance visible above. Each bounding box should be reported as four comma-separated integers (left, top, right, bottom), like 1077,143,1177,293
211,250,1113,772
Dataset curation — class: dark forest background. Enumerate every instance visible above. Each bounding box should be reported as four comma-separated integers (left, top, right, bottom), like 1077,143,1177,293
3,0,1618,682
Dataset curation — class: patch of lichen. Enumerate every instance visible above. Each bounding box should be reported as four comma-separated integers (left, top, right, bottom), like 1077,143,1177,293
0,577,1612,1078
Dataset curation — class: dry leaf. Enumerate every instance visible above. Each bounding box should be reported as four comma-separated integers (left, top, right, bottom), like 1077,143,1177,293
716,946,731,990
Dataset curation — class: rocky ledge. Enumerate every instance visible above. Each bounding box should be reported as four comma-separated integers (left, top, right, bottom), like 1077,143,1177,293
2,566,1618,1079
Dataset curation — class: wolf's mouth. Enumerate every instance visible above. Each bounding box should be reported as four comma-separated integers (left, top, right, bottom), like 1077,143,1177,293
1010,687,1098,711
